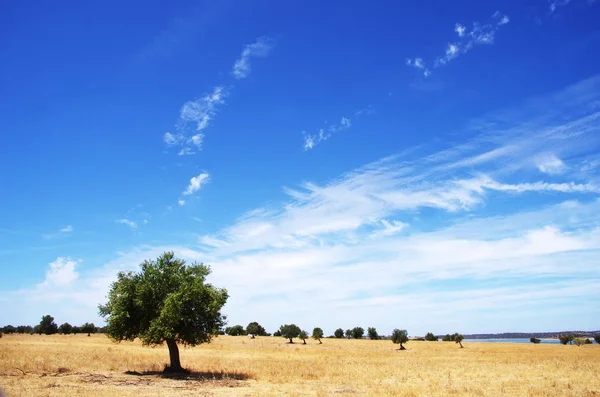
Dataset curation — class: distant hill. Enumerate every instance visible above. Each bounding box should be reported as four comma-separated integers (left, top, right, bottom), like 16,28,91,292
453,331,600,339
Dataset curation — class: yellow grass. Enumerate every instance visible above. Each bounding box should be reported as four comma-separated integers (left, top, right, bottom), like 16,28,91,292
1,334,599,396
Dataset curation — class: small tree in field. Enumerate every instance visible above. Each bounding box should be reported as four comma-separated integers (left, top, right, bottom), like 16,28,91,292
351,327,364,339
81,323,96,337
38,315,58,335
2,325,16,334
391,329,409,350
99,251,228,373
367,327,379,340
334,328,344,338
345,329,352,339
530,337,541,344
425,332,438,341
312,327,324,344
58,323,73,335
299,330,308,345
225,325,246,336
246,322,266,338
455,333,464,348
594,334,600,344
279,324,301,344
559,334,574,345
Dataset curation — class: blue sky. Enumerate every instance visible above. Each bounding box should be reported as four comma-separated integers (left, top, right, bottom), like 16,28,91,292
1,0,599,335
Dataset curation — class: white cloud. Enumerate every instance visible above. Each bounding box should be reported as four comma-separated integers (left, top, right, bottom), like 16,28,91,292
178,199,186,206
117,219,137,229
164,132,184,146
180,86,227,132
303,116,352,151
370,219,409,238
232,36,275,79
183,172,210,196
536,154,568,174
413,12,510,74
43,225,74,239
42,257,79,286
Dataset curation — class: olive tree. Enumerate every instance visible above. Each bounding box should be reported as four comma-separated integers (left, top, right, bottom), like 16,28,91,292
58,323,73,335
425,332,438,341
455,333,464,348
334,328,344,338
99,251,228,373
367,327,379,340
81,322,96,336
246,322,266,338
312,327,324,344
38,315,58,335
559,334,574,345
391,329,408,350
279,324,301,344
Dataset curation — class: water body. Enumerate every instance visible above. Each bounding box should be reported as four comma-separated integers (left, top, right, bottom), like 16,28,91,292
464,338,561,344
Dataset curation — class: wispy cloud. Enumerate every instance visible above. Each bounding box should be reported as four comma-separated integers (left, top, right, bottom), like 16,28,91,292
407,11,510,76
116,219,137,229
178,172,210,205
548,0,597,14
43,225,73,239
536,153,568,175
232,37,276,79
303,116,352,151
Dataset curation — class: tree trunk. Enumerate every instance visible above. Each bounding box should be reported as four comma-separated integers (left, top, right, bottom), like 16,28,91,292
166,339,184,372
303,339,306,345
288,338,293,344
459,342,463,348
319,339,322,344
399,343,406,350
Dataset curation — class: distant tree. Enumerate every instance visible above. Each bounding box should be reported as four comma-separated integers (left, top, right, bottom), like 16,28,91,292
299,330,308,345
345,329,352,339
16,325,32,334
72,326,81,334
559,334,574,345
594,334,600,344
58,323,73,335
425,332,438,341
455,333,464,348
391,329,409,350
98,251,228,373
312,327,324,344
367,327,380,340
225,325,246,336
351,327,364,339
80,323,96,337
334,328,344,338
33,325,42,335
573,338,588,346
279,324,301,344
442,334,454,342
38,315,58,335
2,325,16,334
246,322,266,338
530,337,541,344
273,330,282,337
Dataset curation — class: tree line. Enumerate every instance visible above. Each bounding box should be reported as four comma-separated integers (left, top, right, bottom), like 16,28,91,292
0,315,103,336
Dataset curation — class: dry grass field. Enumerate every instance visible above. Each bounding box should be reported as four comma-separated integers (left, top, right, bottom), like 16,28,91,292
0,334,599,397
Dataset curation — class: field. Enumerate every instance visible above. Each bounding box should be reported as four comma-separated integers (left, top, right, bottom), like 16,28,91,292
1,334,599,396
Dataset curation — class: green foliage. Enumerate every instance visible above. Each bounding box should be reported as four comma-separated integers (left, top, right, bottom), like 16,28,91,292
58,323,73,335
246,322,267,337
345,329,352,339
594,334,600,344
2,325,16,334
312,327,324,343
225,325,246,336
16,325,32,334
279,324,301,343
454,333,464,348
573,337,589,346
391,329,409,350
559,334,574,345
72,326,80,334
425,332,438,341
334,328,344,338
80,323,96,336
33,325,42,335
530,337,541,344
351,327,364,339
273,330,282,337
98,251,228,371
38,315,58,335
442,334,454,342
299,330,309,344
367,327,379,340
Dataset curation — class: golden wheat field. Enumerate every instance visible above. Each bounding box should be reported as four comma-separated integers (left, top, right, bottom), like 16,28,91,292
0,334,599,397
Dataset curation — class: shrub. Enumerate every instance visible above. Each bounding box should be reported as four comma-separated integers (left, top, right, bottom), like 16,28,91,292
442,334,454,342
573,338,589,346
425,332,438,341
530,337,541,344
273,330,282,337
225,325,246,336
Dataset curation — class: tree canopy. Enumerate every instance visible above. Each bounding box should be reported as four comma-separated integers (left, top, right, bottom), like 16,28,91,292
351,327,364,339
391,329,409,350
594,334,600,344
225,325,246,336
81,322,96,336
299,330,309,345
454,333,465,348
279,324,301,343
99,251,228,372
246,322,267,338
38,315,58,335
334,328,344,338
58,323,73,335
425,332,438,341
367,327,379,340
559,334,574,345
312,327,324,344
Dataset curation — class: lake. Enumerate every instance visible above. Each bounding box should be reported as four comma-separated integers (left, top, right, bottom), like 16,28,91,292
464,338,561,344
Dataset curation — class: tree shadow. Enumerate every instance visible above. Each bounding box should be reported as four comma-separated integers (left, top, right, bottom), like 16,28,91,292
124,370,251,381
